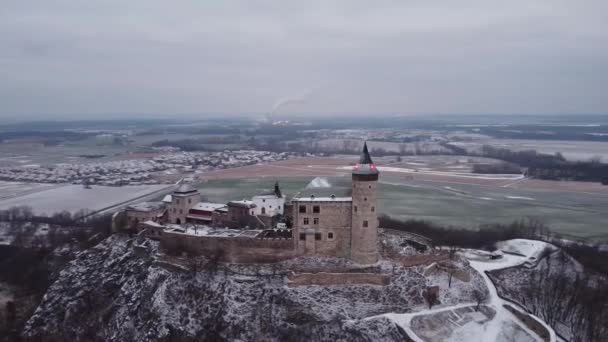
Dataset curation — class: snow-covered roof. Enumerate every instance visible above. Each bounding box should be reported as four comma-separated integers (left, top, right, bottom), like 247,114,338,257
162,194,172,203
174,183,197,194
126,201,165,212
253,194,280,199
228,200,256,208
186,214,212,221
190,202,226,211
141,220,164,227
292,196,352,202
165,225,263,238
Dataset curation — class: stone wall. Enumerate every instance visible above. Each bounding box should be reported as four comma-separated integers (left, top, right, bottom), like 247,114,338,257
160,231,296,263
286,272,391,287
167,192,200,224
292,200,352,258
392,253,450,267
351,175,379,264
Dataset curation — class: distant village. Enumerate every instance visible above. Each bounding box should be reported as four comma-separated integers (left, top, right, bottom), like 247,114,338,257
0,150,289,186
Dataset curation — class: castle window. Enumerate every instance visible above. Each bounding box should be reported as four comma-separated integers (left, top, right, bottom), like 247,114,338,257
371,206,375,212
299,205,306,213
177,199,180,204
328,232,334,239
300,233,305,241
313,218,319,225
364,197,367,201
369,185,372,189
188,199,191,204
261,207,266,214
315,233,322,240
179,209,183,214
173,208,176,213
354,206,358,212
263,199,266,202
303,217,309,225
313,205,320,213
363,220,369,227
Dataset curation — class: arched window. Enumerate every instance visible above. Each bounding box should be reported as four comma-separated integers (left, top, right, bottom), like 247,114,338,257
261,207,266,214
363,220,368,228
371,206,375,212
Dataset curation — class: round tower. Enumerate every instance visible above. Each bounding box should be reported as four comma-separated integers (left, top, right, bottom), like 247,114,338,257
350,142,379,264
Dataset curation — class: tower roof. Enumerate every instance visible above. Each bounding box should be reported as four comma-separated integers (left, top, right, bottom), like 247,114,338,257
274,181,283,198
175,183,197,194
359,142,373,164
353,142,379,175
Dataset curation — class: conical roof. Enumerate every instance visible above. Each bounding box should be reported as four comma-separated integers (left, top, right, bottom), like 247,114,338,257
274,181,283,198
353,142,379,175
359,142,374,165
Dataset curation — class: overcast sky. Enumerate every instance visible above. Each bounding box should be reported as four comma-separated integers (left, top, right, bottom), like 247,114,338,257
1,1,607,120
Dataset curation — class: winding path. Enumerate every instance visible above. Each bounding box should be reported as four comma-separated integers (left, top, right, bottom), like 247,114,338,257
380,241,557,342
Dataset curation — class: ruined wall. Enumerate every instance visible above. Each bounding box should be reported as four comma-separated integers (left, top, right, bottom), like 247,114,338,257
287,272,390,287
126,209,163,227
292,201,352,258
160,231,296,263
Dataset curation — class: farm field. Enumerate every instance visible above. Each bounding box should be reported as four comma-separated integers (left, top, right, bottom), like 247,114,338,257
0,181,173,215
454,138,608,162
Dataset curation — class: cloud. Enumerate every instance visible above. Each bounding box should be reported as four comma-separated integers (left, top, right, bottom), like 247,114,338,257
0,0,607,119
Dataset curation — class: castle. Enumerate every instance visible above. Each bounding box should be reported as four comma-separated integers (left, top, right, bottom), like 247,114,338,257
125,143,380,264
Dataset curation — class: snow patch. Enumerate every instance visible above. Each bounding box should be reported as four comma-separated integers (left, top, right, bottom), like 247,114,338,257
505,196,535,201
306,177,331,188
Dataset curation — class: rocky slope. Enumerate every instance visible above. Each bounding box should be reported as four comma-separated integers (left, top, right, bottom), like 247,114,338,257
23,234,485,341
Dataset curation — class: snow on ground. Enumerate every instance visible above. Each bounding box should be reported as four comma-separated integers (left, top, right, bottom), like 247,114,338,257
337,166,524,180
495,239,554,259
0,183,170,215
505,196,535,201
382,239,557,342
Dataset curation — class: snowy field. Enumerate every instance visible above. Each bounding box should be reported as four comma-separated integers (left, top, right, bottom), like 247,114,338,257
0,181,59,200
0,182,171,215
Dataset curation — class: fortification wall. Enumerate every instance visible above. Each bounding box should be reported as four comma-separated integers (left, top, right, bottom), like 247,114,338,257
161,231,296,263
392,253,450,267
287,272,390,287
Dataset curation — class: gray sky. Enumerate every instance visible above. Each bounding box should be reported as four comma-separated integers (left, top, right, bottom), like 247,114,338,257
1,1,607,120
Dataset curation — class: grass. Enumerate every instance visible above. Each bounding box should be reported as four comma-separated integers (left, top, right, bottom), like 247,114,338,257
195,176,608,241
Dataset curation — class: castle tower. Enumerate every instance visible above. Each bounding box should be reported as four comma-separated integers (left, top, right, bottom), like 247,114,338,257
168,184,201,224
350,142,379,264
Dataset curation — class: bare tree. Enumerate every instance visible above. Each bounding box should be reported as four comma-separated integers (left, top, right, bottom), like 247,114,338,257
423,288,439,309
473,290,487,311
448,246,458,260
